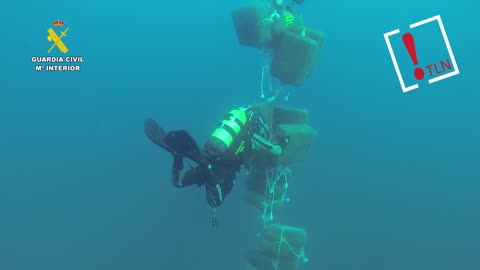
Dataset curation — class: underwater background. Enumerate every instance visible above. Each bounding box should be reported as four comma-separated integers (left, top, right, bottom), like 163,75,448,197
1,0,479,269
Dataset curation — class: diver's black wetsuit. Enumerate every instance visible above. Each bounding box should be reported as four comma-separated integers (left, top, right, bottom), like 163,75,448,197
172,155,240,207
145,107,282,208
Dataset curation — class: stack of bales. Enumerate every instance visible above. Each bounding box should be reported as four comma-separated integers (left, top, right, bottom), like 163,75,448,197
244,103,314,269
245,102,317,216
232,5,323,269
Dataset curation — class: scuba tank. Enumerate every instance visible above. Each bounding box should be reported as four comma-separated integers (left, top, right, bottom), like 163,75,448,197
205,108,251,160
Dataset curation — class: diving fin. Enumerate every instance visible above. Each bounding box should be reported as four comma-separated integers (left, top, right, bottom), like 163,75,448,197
164,130,206,165
144,118,179,156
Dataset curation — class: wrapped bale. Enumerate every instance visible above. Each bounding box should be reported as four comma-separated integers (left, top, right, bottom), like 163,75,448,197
245,168,289,215
276,124,317,165
262,224,307,249
274,106,309,125
247,224,308,270
288,26,326,75
245,105,316,208
232,6,273,48
270,29,325,86
245,186,288,212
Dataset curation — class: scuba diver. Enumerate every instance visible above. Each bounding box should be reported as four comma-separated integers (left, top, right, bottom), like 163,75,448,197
144,105,286,211
264,0,304,35
272,0,304,13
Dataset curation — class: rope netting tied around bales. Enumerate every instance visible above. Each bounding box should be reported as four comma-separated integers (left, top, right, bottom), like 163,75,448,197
260,166,291,223
275,226,309,267
254,224,309,270
260,52,289,102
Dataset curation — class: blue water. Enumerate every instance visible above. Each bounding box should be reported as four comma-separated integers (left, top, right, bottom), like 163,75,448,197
1,1,478,269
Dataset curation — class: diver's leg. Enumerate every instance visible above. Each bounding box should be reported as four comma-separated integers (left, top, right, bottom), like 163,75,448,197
172,157,206,188
205,173,236,207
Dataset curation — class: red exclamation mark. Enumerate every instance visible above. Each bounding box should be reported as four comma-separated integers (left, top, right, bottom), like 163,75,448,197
402,33,424,80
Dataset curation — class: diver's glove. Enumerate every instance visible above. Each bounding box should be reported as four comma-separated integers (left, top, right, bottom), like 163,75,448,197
274,136,290,150
271,144,283,156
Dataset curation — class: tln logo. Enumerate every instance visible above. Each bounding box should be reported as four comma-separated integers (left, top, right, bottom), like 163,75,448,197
384,15,460,93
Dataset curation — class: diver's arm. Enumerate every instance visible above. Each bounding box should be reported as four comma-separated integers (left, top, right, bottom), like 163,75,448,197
252,133,282,156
